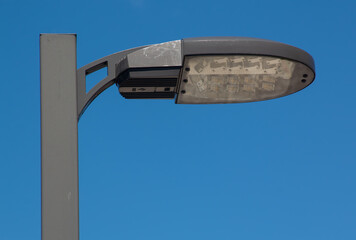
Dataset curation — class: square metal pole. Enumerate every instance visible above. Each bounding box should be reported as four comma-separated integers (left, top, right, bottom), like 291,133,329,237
40,34,79,240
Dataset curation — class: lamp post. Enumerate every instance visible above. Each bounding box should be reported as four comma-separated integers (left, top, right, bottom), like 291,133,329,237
40,34,315,240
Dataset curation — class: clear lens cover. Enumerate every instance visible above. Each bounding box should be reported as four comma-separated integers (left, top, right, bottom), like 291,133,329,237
176,55,314,104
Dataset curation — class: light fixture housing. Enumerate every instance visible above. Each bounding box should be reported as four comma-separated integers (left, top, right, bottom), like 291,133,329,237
115,37,315,104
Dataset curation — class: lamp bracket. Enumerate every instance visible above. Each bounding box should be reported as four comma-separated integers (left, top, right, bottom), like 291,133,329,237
76,46,145,119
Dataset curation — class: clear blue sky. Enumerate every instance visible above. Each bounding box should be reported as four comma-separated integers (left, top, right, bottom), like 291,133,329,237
1,0,355,239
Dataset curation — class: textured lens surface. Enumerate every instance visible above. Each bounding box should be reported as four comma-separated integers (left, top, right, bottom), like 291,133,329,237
177,55,314,104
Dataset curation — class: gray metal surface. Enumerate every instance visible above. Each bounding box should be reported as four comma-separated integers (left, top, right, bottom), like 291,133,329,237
40,34,79,240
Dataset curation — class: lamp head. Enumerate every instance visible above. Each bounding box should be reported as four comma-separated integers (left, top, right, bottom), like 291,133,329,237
115,37,315,104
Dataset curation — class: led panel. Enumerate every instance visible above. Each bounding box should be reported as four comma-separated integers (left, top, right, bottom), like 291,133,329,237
176,55,315,104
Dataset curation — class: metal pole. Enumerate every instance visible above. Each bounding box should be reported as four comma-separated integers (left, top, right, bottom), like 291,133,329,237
40,34,79,240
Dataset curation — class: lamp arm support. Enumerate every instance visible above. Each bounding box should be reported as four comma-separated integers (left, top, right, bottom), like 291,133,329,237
77,46,146,119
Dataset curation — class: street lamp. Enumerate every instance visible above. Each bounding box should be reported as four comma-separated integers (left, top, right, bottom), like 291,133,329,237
40,34,315,240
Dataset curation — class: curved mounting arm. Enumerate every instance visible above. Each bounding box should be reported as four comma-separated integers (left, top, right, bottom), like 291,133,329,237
77,40,183,119
76,46,145,119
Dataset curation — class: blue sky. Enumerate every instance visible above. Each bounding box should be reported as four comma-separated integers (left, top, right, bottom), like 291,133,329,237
1,0,356,239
